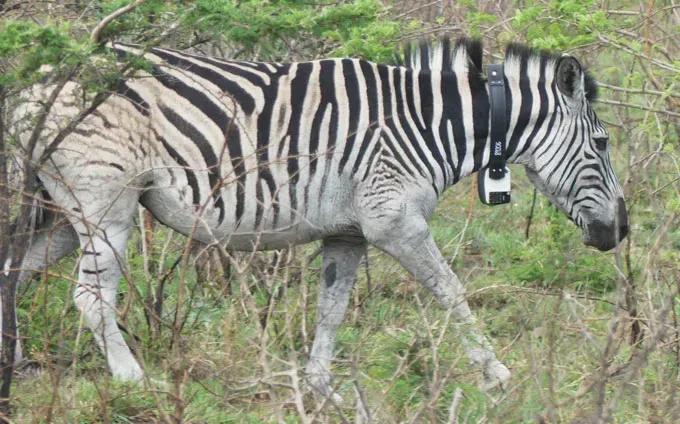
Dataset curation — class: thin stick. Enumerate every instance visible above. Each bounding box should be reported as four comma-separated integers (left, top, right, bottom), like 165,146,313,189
598,99,680,118
525,188,537,240
90,0,150,44
447,388,464,424
598,82,680,100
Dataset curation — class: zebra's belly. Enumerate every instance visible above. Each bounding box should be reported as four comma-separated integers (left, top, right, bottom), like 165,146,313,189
216,208,361,250
142,187,358,251
174,215,355,250
218,226,330,250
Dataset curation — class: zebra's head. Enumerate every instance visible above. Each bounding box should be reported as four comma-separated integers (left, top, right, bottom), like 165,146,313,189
516,52,628,251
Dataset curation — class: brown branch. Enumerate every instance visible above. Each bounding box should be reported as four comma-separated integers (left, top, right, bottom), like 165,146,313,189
598,99,680,118
90,0,151,44
525,188,537,239
598,82,680,100
597,34,679,73
0,67,76,418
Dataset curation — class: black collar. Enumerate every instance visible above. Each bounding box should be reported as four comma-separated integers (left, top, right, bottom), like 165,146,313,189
487,64,507,180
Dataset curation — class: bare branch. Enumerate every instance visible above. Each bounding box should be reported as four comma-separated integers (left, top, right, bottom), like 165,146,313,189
90,0,150,44
598,99,680,118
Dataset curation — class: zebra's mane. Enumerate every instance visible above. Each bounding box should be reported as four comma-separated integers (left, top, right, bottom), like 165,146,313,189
399,38,599,103
400,38,484,76
505,43,599,102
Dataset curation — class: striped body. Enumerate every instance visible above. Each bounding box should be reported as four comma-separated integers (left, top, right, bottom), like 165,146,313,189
18,43,494,250
8,39,626,390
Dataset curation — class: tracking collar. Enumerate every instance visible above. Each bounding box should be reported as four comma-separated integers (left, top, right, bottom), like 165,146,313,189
478,64,511,205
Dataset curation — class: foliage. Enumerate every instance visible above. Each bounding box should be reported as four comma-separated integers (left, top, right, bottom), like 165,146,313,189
512,0,612,50
184,0,407,61
0,21,82,85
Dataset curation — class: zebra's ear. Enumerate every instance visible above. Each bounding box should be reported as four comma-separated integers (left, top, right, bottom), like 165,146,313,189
555,56,584,100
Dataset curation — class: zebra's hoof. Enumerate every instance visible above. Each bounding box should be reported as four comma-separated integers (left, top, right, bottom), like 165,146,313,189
478,359,510,391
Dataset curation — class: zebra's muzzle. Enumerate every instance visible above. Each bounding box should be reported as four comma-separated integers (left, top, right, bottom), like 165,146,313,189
583,198,628,251
584,220,618,251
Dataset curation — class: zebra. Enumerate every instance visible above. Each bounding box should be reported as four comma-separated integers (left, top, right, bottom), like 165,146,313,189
4,38,627,399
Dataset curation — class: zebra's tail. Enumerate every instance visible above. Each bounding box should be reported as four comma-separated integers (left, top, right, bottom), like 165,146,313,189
4,153,51,239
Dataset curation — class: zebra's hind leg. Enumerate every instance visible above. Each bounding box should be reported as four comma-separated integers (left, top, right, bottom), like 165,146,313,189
365,218,511,391
71,216,144,381
305,236,366,404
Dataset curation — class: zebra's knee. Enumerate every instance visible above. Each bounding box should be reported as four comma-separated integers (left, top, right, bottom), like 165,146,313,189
73,284,98,316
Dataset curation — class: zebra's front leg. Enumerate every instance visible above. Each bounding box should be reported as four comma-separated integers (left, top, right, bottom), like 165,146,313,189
305,236,366,403
73,223,144,381
366,218,510,391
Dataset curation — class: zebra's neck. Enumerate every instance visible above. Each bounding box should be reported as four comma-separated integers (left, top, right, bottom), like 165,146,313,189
390,68,495,192
395,67,549,193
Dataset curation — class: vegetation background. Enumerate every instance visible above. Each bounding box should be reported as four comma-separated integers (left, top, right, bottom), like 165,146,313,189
0,0,678,422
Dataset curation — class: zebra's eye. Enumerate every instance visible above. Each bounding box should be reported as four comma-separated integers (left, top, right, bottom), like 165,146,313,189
593,137,608,151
